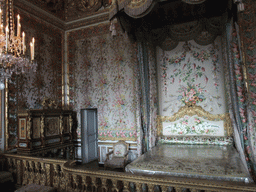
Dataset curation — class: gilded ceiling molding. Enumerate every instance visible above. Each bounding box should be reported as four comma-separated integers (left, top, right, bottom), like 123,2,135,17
65,12,109,31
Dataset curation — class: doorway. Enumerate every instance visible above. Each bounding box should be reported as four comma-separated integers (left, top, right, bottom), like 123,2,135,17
81,108,98,164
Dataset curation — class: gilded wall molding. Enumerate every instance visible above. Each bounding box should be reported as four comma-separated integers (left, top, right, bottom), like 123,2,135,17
157,104,233,137
5,79,8,151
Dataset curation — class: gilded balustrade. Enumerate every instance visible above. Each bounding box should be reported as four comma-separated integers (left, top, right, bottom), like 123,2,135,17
2,153,256,192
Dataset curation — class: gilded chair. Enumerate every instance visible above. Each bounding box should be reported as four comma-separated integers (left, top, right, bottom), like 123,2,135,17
104,140,129,171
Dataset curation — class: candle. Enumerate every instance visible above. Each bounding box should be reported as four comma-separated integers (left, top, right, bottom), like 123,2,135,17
5,26,8,52
18,24,21,37
32,37,35,60
0,9,2,25
17,15,20,36
30,42,33,60
22,32,25,53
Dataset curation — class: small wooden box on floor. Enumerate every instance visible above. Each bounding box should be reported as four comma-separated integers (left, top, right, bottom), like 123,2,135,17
15,184,56,192
17,109,76,157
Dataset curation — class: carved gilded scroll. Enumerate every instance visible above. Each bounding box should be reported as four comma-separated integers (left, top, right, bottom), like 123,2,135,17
157,104,233,137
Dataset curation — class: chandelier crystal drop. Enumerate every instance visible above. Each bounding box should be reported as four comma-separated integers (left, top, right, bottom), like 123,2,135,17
0,0,37,90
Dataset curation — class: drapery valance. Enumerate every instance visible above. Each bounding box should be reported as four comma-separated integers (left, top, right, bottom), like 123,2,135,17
109,0,209,20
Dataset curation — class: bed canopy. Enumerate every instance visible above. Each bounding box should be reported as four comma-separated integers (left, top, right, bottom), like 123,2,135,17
109,0,233,47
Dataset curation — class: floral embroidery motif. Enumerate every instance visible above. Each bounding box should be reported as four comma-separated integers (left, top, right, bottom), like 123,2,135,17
114,144,126,157
177,83,206,105
160,39,224,115
163,115,220,135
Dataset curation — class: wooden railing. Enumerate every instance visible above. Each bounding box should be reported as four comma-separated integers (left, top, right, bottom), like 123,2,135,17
3,153,256,192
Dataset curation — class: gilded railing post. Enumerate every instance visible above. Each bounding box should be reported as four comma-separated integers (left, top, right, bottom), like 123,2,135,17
53,164,59,189
45,163,51,186
59,166,66,192
22,160,28,185
123,181,129,192
28,160,34,184
112,179,119,192
17,160,21,185
101,178,108,192
34,162,40,185
65,172,72,191
82,175,88,192
91,176,98,192
175,187,183,192
40,162,47,186
161,185,169,192
148,184,154,192
73,174,80,192
136,183,142,191
12,158,17,178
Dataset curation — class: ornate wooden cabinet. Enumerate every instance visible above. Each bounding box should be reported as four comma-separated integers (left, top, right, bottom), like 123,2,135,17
17,109,76,157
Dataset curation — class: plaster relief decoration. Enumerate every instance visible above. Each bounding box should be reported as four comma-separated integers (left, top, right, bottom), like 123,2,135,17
158,37,227,117
66,0,110,21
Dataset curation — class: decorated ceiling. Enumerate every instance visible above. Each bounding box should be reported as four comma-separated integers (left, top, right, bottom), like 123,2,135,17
16,0,111,21
15,0,234,49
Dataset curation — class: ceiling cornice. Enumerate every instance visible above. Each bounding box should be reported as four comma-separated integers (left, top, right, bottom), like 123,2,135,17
14,0,65,30
14,0,110,31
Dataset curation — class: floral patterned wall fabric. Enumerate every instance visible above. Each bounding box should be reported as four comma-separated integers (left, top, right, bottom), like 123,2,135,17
7,10,63,149
238,0,256,179
157,37,226,116
157,37,227,136
68,23,139,142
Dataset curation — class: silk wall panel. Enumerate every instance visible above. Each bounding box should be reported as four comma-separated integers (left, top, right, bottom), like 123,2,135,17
68,23,139,142
157,37,227,137
158,37,227,116
7,10,63,149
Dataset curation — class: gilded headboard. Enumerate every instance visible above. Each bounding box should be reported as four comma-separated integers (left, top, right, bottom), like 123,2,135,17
157,103,233,145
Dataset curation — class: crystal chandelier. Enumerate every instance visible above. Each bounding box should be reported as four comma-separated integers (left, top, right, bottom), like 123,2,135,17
0,0,37,90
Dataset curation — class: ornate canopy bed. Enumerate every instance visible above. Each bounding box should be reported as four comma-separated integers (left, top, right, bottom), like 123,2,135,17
126,103,253,183
109,0,256,183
